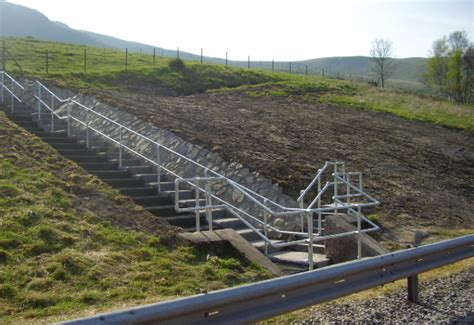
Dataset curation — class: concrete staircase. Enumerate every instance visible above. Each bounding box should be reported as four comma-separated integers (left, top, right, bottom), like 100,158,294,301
2,103,330,273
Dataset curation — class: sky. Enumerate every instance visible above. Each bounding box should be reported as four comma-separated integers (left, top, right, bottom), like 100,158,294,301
7,0,474,60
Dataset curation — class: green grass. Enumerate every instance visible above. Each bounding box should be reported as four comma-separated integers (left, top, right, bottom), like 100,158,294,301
2,36,473,131
0,112,270,323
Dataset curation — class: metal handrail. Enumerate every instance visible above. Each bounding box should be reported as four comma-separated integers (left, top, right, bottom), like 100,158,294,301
1,71,24,111
28,78,382,270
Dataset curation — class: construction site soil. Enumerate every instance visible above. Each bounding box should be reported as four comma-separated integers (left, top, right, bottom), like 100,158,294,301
93,88,474,245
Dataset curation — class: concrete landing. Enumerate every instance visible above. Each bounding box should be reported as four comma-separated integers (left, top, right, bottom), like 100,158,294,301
177,229,282,276
268,251,330,268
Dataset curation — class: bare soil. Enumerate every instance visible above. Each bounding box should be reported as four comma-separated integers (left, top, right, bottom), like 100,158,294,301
93,88,474,244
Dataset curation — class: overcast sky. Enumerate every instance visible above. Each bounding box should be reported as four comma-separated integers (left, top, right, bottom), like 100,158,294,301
7,0,474,60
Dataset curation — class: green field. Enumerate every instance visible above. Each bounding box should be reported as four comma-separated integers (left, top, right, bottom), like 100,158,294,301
2,37,473,131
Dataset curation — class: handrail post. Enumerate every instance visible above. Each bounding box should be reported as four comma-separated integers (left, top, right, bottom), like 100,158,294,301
156,144,161,193
195,180,201,232
50,96,54,132
1,72,4,103
357,205,362,259
317,174,322,236
308,211,314,270
66,104,71,136
37,86,41,120
204,169,213,231
263,199,269,255
118,126,123,168
10,78,13,113
333,164,338,219
86,119,90,148
298,190,304,232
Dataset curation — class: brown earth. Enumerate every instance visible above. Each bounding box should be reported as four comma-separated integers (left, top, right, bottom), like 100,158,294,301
91,88,474,245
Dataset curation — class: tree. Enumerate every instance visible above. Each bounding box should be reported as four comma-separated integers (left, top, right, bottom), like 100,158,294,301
424,31,473,103
369,39,397,88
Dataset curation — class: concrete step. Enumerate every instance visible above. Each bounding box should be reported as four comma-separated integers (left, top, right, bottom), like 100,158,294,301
64,155,109,163
110,158,142,167
57,149,102,156
213,217,244,229
78,162,118,171
267,251,330,268
162,190,194,200
131,195,173,207
90,170,131,179
250,239,285,251
32,131,69,138
236,228,262,241
12,121,37,128
49,142,87,150
8,115,32,122
181,225,210,232
122,166,154,175
118,186,156,197
145,205,182,217
146,181,175,192
42,137,77,144
134,173,169,183
24,126,43,132
199,208,228,219
164,215,204,228
103,178,144,188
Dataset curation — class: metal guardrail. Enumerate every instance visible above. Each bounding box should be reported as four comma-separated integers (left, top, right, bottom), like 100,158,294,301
4,74,382,269
0,71,24,112
62,234,474,325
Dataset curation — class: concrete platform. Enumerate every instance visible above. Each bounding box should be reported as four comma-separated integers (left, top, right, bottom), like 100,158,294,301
268,251,330,268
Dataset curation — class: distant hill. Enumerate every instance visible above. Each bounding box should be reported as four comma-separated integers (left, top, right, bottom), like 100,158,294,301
0,1,104,47
0,1,427,83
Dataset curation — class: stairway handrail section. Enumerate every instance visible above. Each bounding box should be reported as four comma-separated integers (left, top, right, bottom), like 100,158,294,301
4,74,381,270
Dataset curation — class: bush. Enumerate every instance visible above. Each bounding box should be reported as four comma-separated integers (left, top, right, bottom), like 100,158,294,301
169,58,187,72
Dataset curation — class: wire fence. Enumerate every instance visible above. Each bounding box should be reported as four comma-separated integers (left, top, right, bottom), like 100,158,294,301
1,37,428,92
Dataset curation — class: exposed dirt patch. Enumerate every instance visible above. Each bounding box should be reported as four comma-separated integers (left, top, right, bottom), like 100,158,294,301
90,89,474,244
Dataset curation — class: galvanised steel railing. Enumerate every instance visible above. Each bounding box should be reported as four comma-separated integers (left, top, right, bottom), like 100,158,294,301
0,71,25,112
6,76,381,270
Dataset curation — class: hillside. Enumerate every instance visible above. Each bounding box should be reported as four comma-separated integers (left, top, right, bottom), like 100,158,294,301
0,110,269,322
0,1,427,85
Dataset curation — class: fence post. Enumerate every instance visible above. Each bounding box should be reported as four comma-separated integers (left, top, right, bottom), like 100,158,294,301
322,68,325,78
225,52,228,66
248,56,250,69
153,48,156,66
84,48,87,73
272,59,274,73
156,144,161,193
45,50,49,74
177,47,180,59
125,48,128,69
306,65,308,76
289,62,291,74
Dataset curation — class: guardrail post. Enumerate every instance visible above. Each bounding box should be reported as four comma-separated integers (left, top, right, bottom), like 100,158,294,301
333,164,338,219
37,86,41,120
308,211,314,270
195,180,201,232
263,199,269,255
317,174,322,236
118,126,123,168
156,144,161,193
50,96,54,132
357,205,362,259
204,169,213,231
407,274,419,303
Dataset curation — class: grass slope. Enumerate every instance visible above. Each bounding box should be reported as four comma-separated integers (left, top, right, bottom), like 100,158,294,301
2,37,473,131
0,111,270,323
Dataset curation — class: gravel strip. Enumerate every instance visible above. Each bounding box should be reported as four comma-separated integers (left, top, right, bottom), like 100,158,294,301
304,267,473,324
